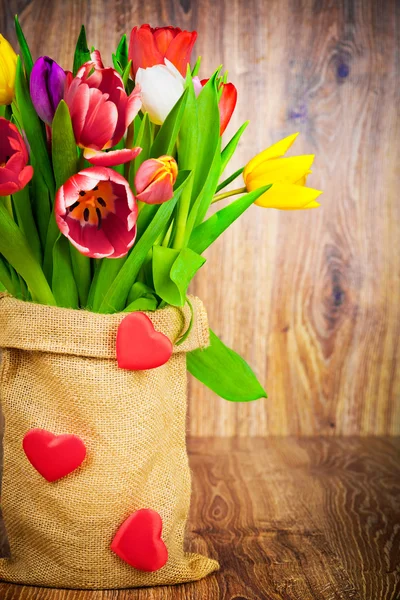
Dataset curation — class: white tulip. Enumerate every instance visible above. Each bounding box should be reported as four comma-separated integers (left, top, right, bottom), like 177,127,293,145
136,59,185,125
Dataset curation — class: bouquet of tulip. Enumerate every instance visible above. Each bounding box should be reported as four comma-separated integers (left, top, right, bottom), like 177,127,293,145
0,20,322,402
0,18,323,591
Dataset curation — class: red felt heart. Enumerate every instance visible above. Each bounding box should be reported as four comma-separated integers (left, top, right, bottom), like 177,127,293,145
23,428,87,482
116,312,173,371
111,509,168,572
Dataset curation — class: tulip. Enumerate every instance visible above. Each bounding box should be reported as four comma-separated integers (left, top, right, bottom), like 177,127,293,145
135,155,178,204
0,35,17,105
30,57,67,125
0,117,33,196
129,24,197,77
200,78,237,135
135,59,185,125
64,51,142,166
55,167,137,259
243,133,322,209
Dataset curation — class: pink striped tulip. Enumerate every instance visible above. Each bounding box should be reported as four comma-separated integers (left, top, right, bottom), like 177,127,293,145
135,156,178,204
0,117,33,196
55,167,137,259
64,51,142,166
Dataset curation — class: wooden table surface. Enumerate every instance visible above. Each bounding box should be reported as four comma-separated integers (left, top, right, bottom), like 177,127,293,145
0,436,398,599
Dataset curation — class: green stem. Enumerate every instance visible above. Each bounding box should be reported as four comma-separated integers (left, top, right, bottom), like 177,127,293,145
0,255,16,295
125,123,135,180
1,196,13,219
0,203,55,305
13,187,43,264
212,186,247,204
78,150,85,171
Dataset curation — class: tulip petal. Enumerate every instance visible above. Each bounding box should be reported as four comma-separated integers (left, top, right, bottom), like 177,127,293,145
136,61,185,125
248,155,315,187
136,174,173,204
129,25,164,76
64,218,115,258
219,82,237,135
165,30,197,76
125,85,142,126
18,165,34,189
79,88,118,150
102,212,137,258
243,133,300,181
153,28,175,55
84,147,142,166
65,79,91,141
253,181,322,210
0,181,19,196
134,158,165,194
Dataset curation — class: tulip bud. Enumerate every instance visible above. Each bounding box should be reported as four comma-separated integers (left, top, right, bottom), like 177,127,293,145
135,59,185,125
135,155,178,204
30,57,67,125
0,35,17,106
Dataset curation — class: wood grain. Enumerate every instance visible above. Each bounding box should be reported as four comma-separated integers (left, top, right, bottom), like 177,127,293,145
0,0,399,435
0,437,399,599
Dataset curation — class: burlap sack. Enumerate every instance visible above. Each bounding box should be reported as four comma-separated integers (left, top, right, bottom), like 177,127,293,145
0,293,218,589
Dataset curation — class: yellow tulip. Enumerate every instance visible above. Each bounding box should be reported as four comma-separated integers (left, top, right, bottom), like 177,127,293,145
0,34,17,105
243,133,322,209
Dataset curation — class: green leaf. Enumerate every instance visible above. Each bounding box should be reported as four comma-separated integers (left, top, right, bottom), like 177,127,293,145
88,256,126,312
15,57,55,196
152,246,205,307
124,282,158,312
191,56,201,77
123,297,158,312
150,88,188,158
52,236,79,308
170,71,199,249
192,70,221,201
216,166,244,193
130,113,151,190
73,26,91,75
122,60,132,88
31,165,51,249
175,296,194,346
50,100,91,305
52,101,79,188
116,34,129,70
189,186,271,255
98,171,192,314
220,121,249,173
126,281,155,305
187,329,267,402
14,15,33,79
112,54,123,75
0,255,17,295
12,186,42,264
0,203,55,305
189,141,221,231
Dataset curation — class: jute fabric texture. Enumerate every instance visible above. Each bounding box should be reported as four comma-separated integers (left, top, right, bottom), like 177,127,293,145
0,294,218,589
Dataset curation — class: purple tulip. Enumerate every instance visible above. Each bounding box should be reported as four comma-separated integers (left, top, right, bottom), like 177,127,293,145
30,56,66,125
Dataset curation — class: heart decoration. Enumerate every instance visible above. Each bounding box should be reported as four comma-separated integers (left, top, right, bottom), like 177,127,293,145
116,312,173,371
23,428,87,482
111,508,168,572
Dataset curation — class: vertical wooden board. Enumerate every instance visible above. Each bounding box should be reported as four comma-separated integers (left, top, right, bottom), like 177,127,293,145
0,0,398,436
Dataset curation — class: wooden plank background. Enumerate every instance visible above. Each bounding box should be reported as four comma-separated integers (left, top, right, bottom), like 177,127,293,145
0,0,399,437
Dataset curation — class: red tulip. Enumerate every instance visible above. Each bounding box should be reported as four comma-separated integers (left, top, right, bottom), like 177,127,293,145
0,117,33,196
64,51,142,166
201,79,237,135
129,25,197,77
135,155,178,204
55,167,137,259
